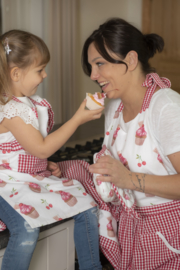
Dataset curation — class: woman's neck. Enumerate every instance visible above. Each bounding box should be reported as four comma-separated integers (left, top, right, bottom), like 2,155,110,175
121,72,147,123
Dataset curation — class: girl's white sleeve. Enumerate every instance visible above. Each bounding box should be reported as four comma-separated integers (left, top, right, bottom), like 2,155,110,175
0,100,39,130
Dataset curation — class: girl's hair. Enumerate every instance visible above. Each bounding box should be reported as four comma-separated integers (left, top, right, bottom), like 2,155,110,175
0,30,50,104
82,18,164,76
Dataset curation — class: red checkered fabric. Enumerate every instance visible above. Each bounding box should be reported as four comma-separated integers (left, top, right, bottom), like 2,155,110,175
58,159,180,269
18,154,50,176
29,98,54,133
0,140,23,153
0,220,6,231
141,73,171,112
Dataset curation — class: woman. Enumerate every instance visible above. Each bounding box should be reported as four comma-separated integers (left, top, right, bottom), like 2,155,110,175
59,18,180,269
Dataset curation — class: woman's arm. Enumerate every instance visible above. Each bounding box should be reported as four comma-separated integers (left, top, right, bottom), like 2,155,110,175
1,100,104,159
89,151,180,200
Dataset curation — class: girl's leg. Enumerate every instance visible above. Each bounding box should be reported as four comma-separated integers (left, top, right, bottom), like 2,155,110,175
73,207,102,270
0,196,40,270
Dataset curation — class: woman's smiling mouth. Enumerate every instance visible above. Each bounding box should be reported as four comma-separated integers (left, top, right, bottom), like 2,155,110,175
98,81,109,91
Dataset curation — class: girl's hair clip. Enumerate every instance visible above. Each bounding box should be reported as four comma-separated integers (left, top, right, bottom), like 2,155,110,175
3,38,12,55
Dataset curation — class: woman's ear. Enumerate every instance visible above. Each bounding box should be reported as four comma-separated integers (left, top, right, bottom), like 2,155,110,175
10,67,21,82
125,51,138,71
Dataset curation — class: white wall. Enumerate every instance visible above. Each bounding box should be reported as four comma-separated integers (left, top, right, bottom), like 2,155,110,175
78,0,142,101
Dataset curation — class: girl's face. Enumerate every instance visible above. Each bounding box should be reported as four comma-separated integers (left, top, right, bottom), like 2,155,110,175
12,61,47,97
87,42,129,99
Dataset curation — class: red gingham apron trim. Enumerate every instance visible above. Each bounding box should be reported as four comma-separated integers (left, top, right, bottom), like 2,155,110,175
135,199,180,216
111,182,140,219
100,235,121,269
115,73,171,114
141,73,171,112
29,98,54,133
0,220,6,231
11,96,22,103
12,96,38,118
18,154,48,175
0,140,24,153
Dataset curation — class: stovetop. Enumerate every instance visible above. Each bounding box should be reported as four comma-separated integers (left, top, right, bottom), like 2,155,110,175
48,137,104,164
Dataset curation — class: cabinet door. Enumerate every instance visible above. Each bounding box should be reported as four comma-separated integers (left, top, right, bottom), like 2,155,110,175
29,219,75,270
142,0,180,93
0,219,75,270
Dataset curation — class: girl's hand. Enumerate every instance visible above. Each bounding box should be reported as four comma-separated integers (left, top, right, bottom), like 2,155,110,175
72,99,104,126
89,155,132,189
47,161,61,178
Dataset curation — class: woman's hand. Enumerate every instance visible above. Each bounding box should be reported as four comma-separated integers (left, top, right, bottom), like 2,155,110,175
47,161,61,178
89,155,132,189
72,99,104,126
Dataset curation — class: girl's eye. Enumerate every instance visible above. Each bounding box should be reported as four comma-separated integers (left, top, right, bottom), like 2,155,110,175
38,69,43,73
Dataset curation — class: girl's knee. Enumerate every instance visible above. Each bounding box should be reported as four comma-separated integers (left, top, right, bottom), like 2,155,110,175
10,221,39,243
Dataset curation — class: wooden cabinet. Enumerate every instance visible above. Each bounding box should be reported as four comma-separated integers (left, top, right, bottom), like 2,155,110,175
0,219,75,270
142,0,180,93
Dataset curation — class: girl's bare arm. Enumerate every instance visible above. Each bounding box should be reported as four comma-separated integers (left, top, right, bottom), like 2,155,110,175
2,100,104,159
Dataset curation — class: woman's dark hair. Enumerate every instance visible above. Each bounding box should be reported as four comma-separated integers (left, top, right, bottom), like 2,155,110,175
82,18,164,76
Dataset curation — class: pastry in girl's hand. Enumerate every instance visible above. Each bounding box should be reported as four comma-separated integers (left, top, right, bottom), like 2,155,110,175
86,92,106,110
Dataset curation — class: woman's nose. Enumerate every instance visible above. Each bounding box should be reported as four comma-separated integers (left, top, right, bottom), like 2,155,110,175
90,68,99,81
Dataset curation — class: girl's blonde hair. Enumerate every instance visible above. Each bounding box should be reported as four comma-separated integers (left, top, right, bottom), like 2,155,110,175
0,30,50,104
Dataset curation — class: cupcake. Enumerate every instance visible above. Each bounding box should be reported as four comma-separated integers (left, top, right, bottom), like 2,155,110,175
56,191,77,207
153,148,166,169
117,152,130,170
96,179,102,186
15,203,39,219
53,215,63,221
31,175,44,181
0,160,12,170
62,179,74,186
111,125,120,146
107,220,115,237
0,179,7,187
108,189,115,198
29,182,41,193
86,92,106,110
135,124,147,145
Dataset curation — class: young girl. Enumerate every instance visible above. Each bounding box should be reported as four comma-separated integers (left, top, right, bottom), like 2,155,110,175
0,30,103,270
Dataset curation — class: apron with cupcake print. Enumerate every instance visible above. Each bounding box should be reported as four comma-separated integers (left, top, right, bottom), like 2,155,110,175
0,95,96,229
93,73,172,242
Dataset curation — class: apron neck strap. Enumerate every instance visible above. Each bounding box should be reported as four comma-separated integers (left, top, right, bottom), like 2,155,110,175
117,73,171,113
141,73,171,112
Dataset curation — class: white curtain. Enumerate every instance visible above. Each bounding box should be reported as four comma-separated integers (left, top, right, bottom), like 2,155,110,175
1,0,78,124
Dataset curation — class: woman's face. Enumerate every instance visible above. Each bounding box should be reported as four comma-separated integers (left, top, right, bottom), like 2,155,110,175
87,42,129,99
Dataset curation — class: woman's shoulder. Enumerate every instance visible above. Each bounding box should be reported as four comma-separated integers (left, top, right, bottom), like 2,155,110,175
150,88,180,115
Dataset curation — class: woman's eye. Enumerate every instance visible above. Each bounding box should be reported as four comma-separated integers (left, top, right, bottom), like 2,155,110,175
96,62,103,67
